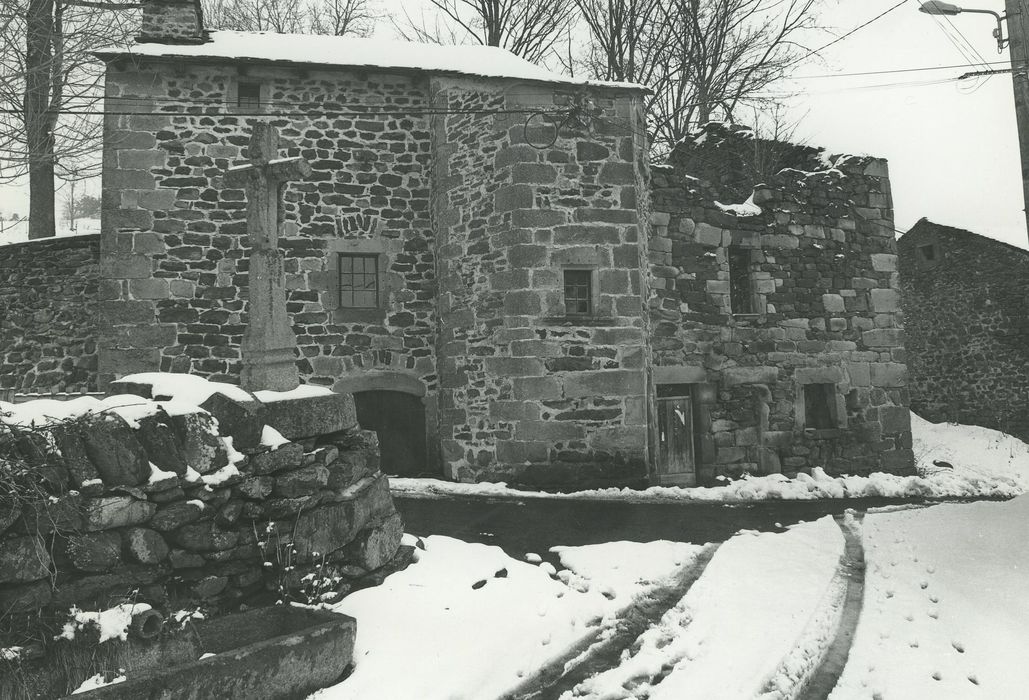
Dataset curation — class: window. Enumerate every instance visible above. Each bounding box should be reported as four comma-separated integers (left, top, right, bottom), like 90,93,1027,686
728,246,754,314
339,253,379,308
563,269,593,316
237,81,262,111
803,383,837,429
918,244,936,262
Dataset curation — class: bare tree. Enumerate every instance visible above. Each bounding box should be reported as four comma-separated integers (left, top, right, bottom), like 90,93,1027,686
395,0,575,64
203,0,377,35
308,0,376,36
0,0,136,239
574,0,821,156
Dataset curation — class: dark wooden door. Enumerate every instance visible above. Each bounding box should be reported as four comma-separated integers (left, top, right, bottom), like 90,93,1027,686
657,388,697,484
353,390,431,477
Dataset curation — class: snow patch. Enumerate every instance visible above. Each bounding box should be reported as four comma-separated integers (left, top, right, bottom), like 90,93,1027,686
58,603,152,643
72,672,126,694
117,372,252,406
254,385,334,402
715,194,763,217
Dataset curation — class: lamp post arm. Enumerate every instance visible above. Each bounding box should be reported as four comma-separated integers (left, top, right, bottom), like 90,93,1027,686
958,7,1009,50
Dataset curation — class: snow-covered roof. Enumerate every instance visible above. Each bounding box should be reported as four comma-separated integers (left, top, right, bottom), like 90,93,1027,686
96,31,645,91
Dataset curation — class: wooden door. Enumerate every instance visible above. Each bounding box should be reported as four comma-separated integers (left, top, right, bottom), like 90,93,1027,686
657,387,697,483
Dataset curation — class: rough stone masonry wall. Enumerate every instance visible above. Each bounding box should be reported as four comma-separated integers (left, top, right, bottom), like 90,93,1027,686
650,127,913,483
0,386,400,620
99,60,437,398
899,219,1029,442
431,78,651,487
0,235,100,395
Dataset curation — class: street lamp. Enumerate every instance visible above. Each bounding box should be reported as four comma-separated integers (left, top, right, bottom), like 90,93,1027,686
918,1,1008,51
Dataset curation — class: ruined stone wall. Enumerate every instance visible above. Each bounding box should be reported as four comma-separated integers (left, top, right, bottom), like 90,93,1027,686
899,220,1029,441
0,235,100,394
0,383,400,620
649,126,912,483
431,79,651,486
99,60,436,400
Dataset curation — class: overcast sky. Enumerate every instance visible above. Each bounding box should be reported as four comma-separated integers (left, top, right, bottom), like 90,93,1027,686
1,0,1023,247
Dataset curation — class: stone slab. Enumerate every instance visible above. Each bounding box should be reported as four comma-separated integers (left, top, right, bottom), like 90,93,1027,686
261,392,358,440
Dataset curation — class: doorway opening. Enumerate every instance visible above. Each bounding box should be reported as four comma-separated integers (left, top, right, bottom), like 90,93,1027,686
353,390,431,477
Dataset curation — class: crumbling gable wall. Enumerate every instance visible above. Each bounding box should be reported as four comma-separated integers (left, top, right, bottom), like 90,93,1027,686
431,79,651,486
649,124,912,483
0,235,100,395
899,219,1029,441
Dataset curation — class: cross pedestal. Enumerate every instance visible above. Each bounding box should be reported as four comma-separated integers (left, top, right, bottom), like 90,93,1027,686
224,123,312,392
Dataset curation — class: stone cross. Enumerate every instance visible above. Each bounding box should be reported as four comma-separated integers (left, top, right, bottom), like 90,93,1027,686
224,123,312,392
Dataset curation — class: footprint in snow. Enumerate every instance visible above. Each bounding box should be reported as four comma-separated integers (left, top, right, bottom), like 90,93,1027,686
885,590,895,598
929,595,939,604
952,641,965,653
920,581,929,589
928,609,940,619
927,565,936,574
968,674,980,685
909,640,919,648
932,671,942,681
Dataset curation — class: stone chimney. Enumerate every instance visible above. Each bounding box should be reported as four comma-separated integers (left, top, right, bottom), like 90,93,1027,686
137,0,206,44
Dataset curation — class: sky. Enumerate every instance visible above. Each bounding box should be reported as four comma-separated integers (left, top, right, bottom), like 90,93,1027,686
0,0,1024,247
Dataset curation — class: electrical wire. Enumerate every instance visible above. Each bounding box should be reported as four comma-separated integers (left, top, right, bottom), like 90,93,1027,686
793,0,911,64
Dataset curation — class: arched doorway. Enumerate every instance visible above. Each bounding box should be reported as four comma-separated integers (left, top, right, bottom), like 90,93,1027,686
353,390,429,477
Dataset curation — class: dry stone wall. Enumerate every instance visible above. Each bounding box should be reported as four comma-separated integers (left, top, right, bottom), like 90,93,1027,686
0,379,402,621
0,235,100,395
431,79,651,486
899,219,1029,441
99,60,437,394
650,125,913,482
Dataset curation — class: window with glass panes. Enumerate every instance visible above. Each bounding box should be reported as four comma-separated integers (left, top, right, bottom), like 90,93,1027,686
563,269,592,315
339,253,379,308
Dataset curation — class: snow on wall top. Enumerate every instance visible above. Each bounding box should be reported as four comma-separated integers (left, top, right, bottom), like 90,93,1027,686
97,31,645,90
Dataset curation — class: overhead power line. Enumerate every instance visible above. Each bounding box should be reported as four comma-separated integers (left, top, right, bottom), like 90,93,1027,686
795,0,911,63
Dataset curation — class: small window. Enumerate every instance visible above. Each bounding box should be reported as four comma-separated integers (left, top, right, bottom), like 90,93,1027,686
804,383,837,429
918,244,936,262
237,81,262,111
339,253,379,308
728,246,754,314
563,269,593,316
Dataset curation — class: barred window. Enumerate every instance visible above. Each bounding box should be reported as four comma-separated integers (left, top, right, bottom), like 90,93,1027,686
563,269,593,316
339,253,379,308
237,81,262,111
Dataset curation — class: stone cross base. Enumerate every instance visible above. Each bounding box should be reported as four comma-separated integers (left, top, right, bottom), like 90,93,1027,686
241,345,299,392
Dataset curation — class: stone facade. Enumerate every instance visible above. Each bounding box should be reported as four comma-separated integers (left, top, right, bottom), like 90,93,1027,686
900,219,1029,441
95,4,652,487
0,235,100,395
0,382,401,617
648,125,912,483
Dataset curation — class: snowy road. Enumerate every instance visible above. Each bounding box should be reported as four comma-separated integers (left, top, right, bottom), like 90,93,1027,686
308,416,1029,699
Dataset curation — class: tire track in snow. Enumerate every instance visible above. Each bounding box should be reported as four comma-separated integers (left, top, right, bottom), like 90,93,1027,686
794,511,867,700
506,543,721,700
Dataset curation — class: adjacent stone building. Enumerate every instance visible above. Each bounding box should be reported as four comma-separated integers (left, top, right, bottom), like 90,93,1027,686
0,4,917,487
647,125,912,484
900,218,1029,442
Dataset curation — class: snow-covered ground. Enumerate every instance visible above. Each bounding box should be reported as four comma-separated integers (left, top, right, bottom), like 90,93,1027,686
312,413,1029,699
562,518,846,700
392,413,1029,503
313,535,704,700
830,496,1029,699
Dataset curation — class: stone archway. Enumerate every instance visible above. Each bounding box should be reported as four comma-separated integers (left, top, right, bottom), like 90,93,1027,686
333,372,436,478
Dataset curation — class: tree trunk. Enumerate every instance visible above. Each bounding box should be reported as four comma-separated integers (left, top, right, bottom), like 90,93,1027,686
25,0,56,240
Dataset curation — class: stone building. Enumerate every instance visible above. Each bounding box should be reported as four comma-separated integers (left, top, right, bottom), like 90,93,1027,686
899,218,1029,442
647,125,912,484
0,5,915,487
94,0,652,487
